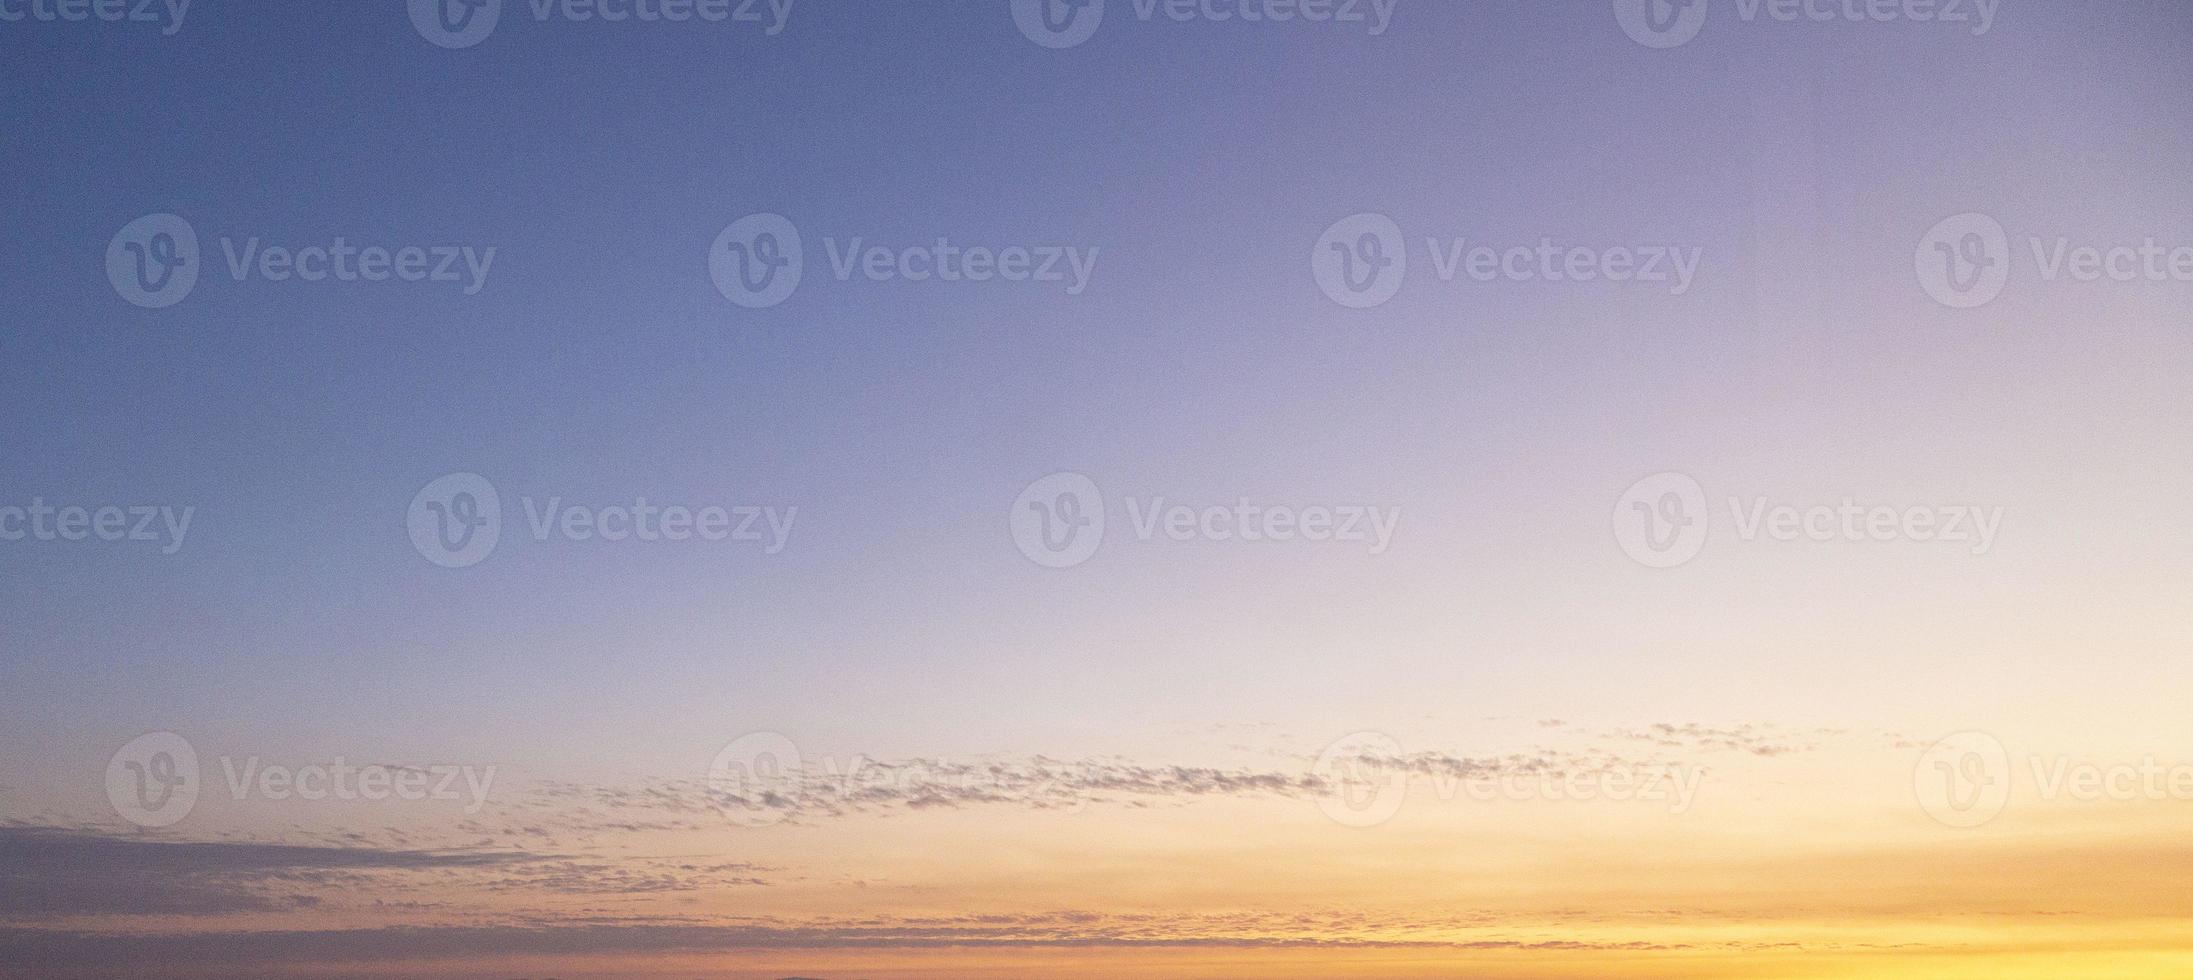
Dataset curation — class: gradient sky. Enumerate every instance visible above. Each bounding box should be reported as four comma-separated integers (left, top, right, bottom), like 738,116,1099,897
2,2,2191,977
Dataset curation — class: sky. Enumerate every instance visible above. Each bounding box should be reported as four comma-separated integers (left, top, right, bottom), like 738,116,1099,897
2,1,2192,977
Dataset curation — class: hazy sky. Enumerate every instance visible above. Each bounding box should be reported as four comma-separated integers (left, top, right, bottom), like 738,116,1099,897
2,2,2191,977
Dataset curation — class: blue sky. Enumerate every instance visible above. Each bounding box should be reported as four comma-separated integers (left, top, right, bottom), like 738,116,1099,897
3,11,2192,970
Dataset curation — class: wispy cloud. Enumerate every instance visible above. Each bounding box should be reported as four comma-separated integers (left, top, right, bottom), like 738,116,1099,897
517,730,1777,831
0,825,537,922
1595,723,1836,757
0,912,1782,974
